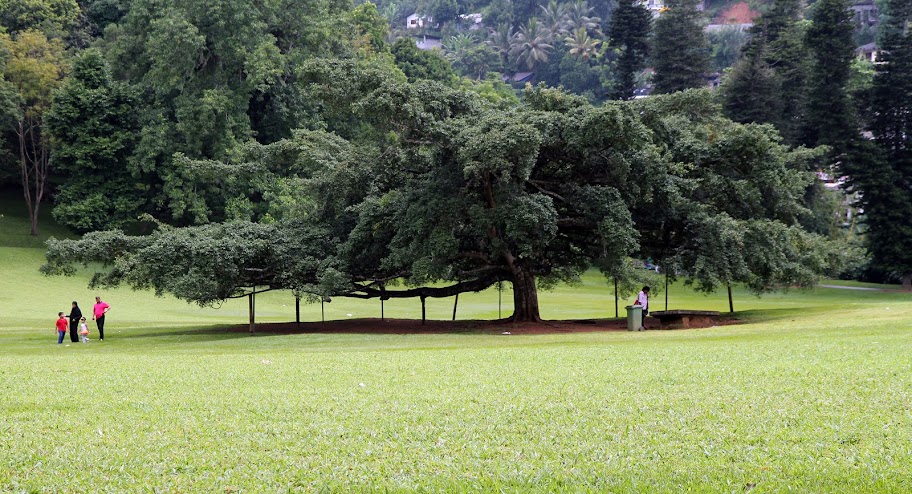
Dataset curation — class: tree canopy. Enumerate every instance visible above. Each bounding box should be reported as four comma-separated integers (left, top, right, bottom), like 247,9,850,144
26,0,912,324
44,76,844,320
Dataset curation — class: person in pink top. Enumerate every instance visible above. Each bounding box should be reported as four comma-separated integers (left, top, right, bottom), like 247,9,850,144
93,296,111,341
635,286,650,329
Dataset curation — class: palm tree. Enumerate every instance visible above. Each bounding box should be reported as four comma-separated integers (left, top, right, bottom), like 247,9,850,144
444,33,476,66
539,0,569,36
510,19,554,70
445,33,475,55
565,0,602,35
566,27,601,62
381,3,399,24
487,23,515,67
445,34,479,78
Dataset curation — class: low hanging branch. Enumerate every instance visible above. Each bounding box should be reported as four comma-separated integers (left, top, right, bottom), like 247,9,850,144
341,272,505,300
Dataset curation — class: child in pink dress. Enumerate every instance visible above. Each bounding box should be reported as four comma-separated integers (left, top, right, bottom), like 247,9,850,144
79,317,90,343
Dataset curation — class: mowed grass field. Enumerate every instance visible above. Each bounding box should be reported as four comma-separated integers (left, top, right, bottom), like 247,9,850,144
2,197,912,492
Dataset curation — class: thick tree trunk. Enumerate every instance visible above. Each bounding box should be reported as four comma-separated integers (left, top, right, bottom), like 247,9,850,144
903,273,911,292
510,267,541,322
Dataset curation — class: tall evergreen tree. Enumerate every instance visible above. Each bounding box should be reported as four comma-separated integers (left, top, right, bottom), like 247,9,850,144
652,0,710,94
722,38,782,125
609,0,651,100
857,0,912,289
803,0,857,150
45,49,142,232
723,0,807,144
754,0,802,42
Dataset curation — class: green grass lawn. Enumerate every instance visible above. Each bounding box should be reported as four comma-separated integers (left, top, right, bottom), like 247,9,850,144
2,196,912,492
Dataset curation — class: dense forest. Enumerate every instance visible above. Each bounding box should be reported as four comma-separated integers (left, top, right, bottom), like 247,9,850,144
2,0,910,319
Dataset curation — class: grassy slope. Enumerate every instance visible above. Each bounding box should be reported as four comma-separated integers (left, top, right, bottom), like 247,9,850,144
2,195,911,492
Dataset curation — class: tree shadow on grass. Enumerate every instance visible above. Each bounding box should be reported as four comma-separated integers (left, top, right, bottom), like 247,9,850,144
127,318,641,340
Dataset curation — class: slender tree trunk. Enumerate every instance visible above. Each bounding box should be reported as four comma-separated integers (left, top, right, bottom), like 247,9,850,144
903,273,911,292
510,266,541,322
17,118,47,237
727,283,734,313
18,123,36,236
29,193,41,236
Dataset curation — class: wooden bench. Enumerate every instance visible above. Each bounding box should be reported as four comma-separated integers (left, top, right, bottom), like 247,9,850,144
648,310,721,329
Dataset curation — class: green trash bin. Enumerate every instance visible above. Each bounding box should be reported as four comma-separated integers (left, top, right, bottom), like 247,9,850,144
626,305,643,331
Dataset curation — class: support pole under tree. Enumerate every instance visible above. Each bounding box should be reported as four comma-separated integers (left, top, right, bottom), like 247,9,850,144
498,282,502,319
614,277,619,318
321,299,325,322
665,269,669,311
421,296,427,325
452,293,459,321
248,288,256,336
381,298,385,321
295,294,300,326
727,283,734,313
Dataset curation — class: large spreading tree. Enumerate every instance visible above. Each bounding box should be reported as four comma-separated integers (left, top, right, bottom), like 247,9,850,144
44,74,843,321
632,90,845,295
35,0,858,321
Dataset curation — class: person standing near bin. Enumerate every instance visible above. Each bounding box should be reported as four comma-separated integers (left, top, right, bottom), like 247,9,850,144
636,286,650,329
93,296,110,341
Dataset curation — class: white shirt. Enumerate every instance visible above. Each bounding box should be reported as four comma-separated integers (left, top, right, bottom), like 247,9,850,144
636,291,648,311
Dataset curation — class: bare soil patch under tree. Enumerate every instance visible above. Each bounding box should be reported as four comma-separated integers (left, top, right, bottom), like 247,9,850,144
226,315,741,335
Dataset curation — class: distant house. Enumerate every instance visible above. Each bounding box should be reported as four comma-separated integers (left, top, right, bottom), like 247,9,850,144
459,13,483,30
415,34,442,51
502,72,536,85
406,13,435,30
850,0,878,29
704,72,722,90
641,0,665,17
705,23,752,32
856,42,879,63
640,0,704,17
